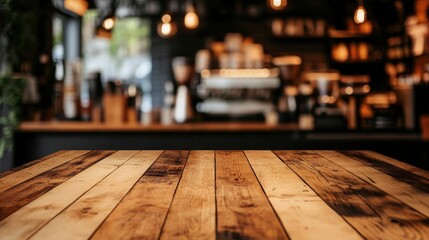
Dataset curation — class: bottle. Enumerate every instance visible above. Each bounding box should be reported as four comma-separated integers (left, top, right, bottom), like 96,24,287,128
299,83,315,130
161,81,175,125
125,84,138,124
53,59,64,120
103,80,126,124
63,61,79,120
87,72,104,122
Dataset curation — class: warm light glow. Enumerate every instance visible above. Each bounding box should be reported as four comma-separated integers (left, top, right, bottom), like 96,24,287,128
161,22,172,35
269,0,287,10
64,0,88,16
345,86,354,95
157,14,177,38
102,18,115,30
162,14,171,23
184,8,199,29
363,84,371,93
354,5,367,24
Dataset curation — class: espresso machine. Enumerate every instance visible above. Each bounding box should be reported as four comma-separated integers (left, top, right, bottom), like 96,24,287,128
305,70,347,129
196,68,280,119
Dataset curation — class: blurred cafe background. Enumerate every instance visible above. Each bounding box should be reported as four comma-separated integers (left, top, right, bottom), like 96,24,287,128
1,0,429,171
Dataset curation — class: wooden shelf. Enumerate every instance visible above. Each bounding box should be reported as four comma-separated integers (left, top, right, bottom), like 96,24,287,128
328,29,373,39
331,60,383,65
272,35,327,40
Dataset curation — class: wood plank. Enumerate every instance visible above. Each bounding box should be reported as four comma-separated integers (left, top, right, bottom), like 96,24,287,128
0,151,114,221
0,151,64,178
361,150,429,180
30,150,162,240
340,151,429,193
0,150,90,193
245,150,363,240
91,150,189,240
0,150,138,240
318,151,429,217
274,151,429,240
215,151,289,240
160,151,216,240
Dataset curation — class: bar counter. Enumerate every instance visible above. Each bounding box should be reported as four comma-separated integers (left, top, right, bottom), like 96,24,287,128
15,121,427,170
1,150,429,239
18,121,300,132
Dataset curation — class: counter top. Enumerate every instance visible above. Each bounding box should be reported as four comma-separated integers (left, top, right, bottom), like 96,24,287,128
1,150,429,239
18,121,300,132
17,121,421,137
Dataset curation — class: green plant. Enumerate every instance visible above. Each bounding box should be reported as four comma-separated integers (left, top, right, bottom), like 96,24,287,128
0,76,25,159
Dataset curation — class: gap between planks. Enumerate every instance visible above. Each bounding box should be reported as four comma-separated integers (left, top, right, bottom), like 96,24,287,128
29,150,163,240
0,150,139,240
245,150,363,240
318,151,429,217
0,150,90,193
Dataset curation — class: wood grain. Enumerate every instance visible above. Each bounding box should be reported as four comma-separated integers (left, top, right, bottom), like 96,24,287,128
0,150,138,240
30,150,162,240
274,151,429,240
318,151,429,217
91,150,189,240
361,150,429,180
0,150,89,193
0,151,63,178
340,151,429,193
215,150,289,240
160,151,216,240
0,151,114,221
245,150,362,240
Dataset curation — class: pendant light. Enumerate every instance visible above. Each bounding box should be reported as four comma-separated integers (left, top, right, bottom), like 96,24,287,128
184,2,199,29
354,0,367,24
268,0,287,11
102,16,115,30
157,13,177,38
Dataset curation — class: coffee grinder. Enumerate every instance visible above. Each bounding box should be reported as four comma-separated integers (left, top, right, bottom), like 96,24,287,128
340,75,371,129
272,55,302,122
172,56,194,123
305,70,347,129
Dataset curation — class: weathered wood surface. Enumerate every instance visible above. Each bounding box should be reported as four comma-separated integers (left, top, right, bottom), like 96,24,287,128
215,151,289,240
0,150,137,240
0,150,90,193
0,151,114,221
31,150,162,240
91,150,189,240
245,150,362,240
339,150,429,193
318,151,429,217
274,151,429,240
0,150,428,240
361,150,429,180
160,150,216,240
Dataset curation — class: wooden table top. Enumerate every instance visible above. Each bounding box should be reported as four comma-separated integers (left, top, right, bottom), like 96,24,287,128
1,150,429,240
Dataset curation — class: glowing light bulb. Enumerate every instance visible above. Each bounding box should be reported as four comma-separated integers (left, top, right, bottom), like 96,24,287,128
354,5,367,24
184,7,199,29
162,14,171,23
102,17,115,30
157,14,177,38
161,22,172,35
269,0,287,10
